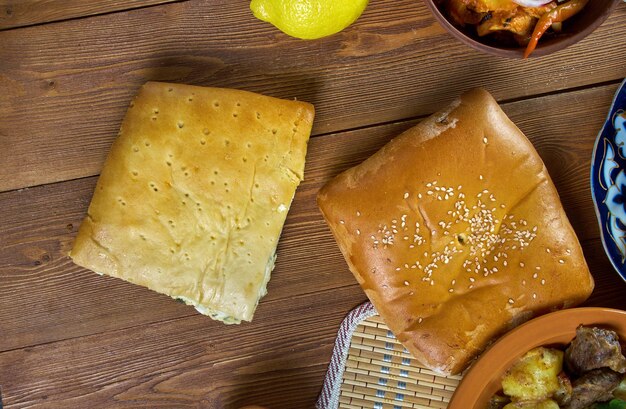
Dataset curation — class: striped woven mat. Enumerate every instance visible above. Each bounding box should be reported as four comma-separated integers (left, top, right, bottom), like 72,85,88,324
317,302,462,409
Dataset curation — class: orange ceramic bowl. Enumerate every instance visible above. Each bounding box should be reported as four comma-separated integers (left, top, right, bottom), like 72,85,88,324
448,307,626,409
422,0,620,58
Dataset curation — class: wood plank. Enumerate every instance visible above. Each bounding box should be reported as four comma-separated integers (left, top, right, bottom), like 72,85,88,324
0,1,625,191
0,84,620,353
0,241,622,409
0,243,620,409
0,285,362,409
0,0,182,30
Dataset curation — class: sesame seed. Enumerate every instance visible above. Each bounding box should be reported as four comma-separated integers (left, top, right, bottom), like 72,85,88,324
533,293,537,299
339,220,345,224
546,248,551,253
559,259,564,264
522,279,526,285
479,175,484,180
395,267,401,271
469,277,475,283
427,190,433,195
483,137,488,144
449,288,454,293
404,192,409,199
356,229,361,235
566,249,571,255
430,280,435,286
356,211,361,217
418,193,422,199
426,183,432,187
418,317,423,323
404,280,409,286
541,279,546,285
503,260,508,266
535,266,541,270
533,273,538,279
508,298,514,304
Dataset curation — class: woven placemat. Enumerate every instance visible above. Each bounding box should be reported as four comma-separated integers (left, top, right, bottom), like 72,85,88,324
317,302,462,409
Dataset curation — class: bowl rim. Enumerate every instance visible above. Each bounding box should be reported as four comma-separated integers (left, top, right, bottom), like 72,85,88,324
590,78,626,284
447,307,626,408
421,0,620,59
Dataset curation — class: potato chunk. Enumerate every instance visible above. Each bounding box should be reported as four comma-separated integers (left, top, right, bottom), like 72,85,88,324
502,347,564,401
503,399,560,409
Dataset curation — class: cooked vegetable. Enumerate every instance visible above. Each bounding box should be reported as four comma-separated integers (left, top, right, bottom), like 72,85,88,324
440,0,588,57
489,327,626,409
502,347,564,401
488,394,512,409
502,400,560,409
522,0,588,58
512,0,551,6
591,398,626,409
614,376,626,400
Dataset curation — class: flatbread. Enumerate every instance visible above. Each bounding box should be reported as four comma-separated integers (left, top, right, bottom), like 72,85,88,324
70,82,315,324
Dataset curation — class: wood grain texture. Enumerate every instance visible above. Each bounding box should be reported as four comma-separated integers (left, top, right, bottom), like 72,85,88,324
0,240,623,409
0,84,622,359
0,285,364,409
0,1,625,192
0,0,182,30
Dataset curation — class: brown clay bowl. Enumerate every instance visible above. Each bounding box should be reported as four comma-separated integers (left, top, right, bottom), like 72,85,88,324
447,307,626,408
422,0,620,58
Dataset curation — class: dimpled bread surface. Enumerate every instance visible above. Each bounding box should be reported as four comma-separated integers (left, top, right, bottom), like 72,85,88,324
317,88,594,375
70,82,314,324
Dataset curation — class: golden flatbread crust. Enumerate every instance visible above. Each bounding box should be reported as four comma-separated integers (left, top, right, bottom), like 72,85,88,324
70,82,314,324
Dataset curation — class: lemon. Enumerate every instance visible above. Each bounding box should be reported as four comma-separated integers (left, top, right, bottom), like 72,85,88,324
250,0,369,40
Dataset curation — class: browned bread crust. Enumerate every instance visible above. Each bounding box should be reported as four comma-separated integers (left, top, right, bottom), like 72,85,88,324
317,88,593,375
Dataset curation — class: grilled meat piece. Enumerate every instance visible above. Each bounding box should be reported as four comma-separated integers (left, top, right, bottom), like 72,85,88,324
565,326,626,375
562,368,622,409
554,371,573,406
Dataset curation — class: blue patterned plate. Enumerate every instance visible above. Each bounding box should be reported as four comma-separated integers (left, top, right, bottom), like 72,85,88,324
591,78,626,283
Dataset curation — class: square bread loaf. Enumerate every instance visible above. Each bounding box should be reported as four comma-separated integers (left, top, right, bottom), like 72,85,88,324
70,82,314,324
317,88,594,375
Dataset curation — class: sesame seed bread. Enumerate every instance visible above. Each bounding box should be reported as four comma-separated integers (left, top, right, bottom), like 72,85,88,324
70,82,314,324
317,88,593,375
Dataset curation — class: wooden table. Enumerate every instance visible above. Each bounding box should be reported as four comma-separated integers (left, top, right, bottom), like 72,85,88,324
1,1,626,408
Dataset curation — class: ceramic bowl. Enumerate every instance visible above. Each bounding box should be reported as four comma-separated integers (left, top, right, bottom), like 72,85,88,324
422,0,620,58
447,307,626,408
591,78,626,284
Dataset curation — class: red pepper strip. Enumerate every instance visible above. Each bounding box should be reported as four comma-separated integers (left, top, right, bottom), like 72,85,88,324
523,0,588,59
